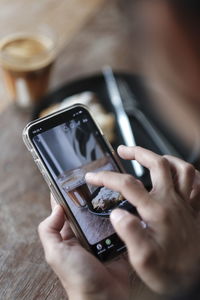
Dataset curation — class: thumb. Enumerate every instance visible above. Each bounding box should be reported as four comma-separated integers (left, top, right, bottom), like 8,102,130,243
110,209,148,258
38,205,65,251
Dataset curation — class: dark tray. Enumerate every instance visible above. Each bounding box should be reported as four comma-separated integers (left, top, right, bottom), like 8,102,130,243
32,72,199,188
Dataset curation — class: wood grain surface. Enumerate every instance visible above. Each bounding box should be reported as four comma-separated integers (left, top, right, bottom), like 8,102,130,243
0,0,105,112
0,0,168,299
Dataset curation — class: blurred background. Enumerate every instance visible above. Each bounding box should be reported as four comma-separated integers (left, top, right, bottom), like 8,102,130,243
0,0,200,299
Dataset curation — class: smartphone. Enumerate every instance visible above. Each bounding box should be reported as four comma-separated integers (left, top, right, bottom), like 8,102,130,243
23,104,132,261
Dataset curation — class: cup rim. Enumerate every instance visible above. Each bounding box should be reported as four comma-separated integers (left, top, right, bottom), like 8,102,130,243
0,30,57,71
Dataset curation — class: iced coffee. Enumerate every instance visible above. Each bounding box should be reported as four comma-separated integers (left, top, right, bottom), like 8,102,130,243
62,173,91,207
66,181,91,208
0,32,56,108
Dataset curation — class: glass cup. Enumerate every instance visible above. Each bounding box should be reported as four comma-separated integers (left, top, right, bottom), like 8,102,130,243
0,27,57,109
62,169,92,208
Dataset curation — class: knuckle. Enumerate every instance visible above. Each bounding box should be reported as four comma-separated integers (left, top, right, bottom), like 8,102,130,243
122,216,137,232
155,156,168,169
163,154,170,159
183,163,195,177
121,174,135,189
98,171,110,184
134,146,142,153
134,247,156,270
98,170,108,177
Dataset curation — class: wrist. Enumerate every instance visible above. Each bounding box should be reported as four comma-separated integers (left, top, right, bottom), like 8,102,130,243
68,291,113,300
67,284,129,300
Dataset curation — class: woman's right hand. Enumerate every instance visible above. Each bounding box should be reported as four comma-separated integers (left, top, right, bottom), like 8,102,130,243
86,146,200,297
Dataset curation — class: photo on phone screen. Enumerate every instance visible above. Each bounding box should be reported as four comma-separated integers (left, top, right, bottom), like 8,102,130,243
29,106,127,260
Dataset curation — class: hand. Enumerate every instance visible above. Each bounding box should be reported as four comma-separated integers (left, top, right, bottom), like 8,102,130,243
85,146,200,297
38,196,131,300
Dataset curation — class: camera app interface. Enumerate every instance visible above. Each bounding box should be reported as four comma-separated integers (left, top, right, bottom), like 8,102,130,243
32,109,125,258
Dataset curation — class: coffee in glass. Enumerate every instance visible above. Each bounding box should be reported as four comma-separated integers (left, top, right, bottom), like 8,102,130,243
0,31,56,108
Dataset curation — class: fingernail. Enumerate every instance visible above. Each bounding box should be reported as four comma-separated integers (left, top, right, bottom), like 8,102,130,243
110,209,129,224
85,172,95,181
118,145,126,150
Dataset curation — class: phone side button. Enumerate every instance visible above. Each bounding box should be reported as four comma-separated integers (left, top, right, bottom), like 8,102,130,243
42,172,51,187
31,150,38,160
35,160,43,173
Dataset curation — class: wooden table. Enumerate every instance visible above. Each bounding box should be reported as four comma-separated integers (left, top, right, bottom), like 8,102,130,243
0,1,168,299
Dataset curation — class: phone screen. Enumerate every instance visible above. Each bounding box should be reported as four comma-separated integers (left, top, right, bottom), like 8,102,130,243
29,106,127,260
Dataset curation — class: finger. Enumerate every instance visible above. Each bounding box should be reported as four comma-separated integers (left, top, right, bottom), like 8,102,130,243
50,193,57,210
164,155,195,200
50,194,74,240
85,171,153,216
110,209,152,268
118,145,173,192
38,205,65,253
190,170,200,211
60,221,75,241
49,194,73,239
